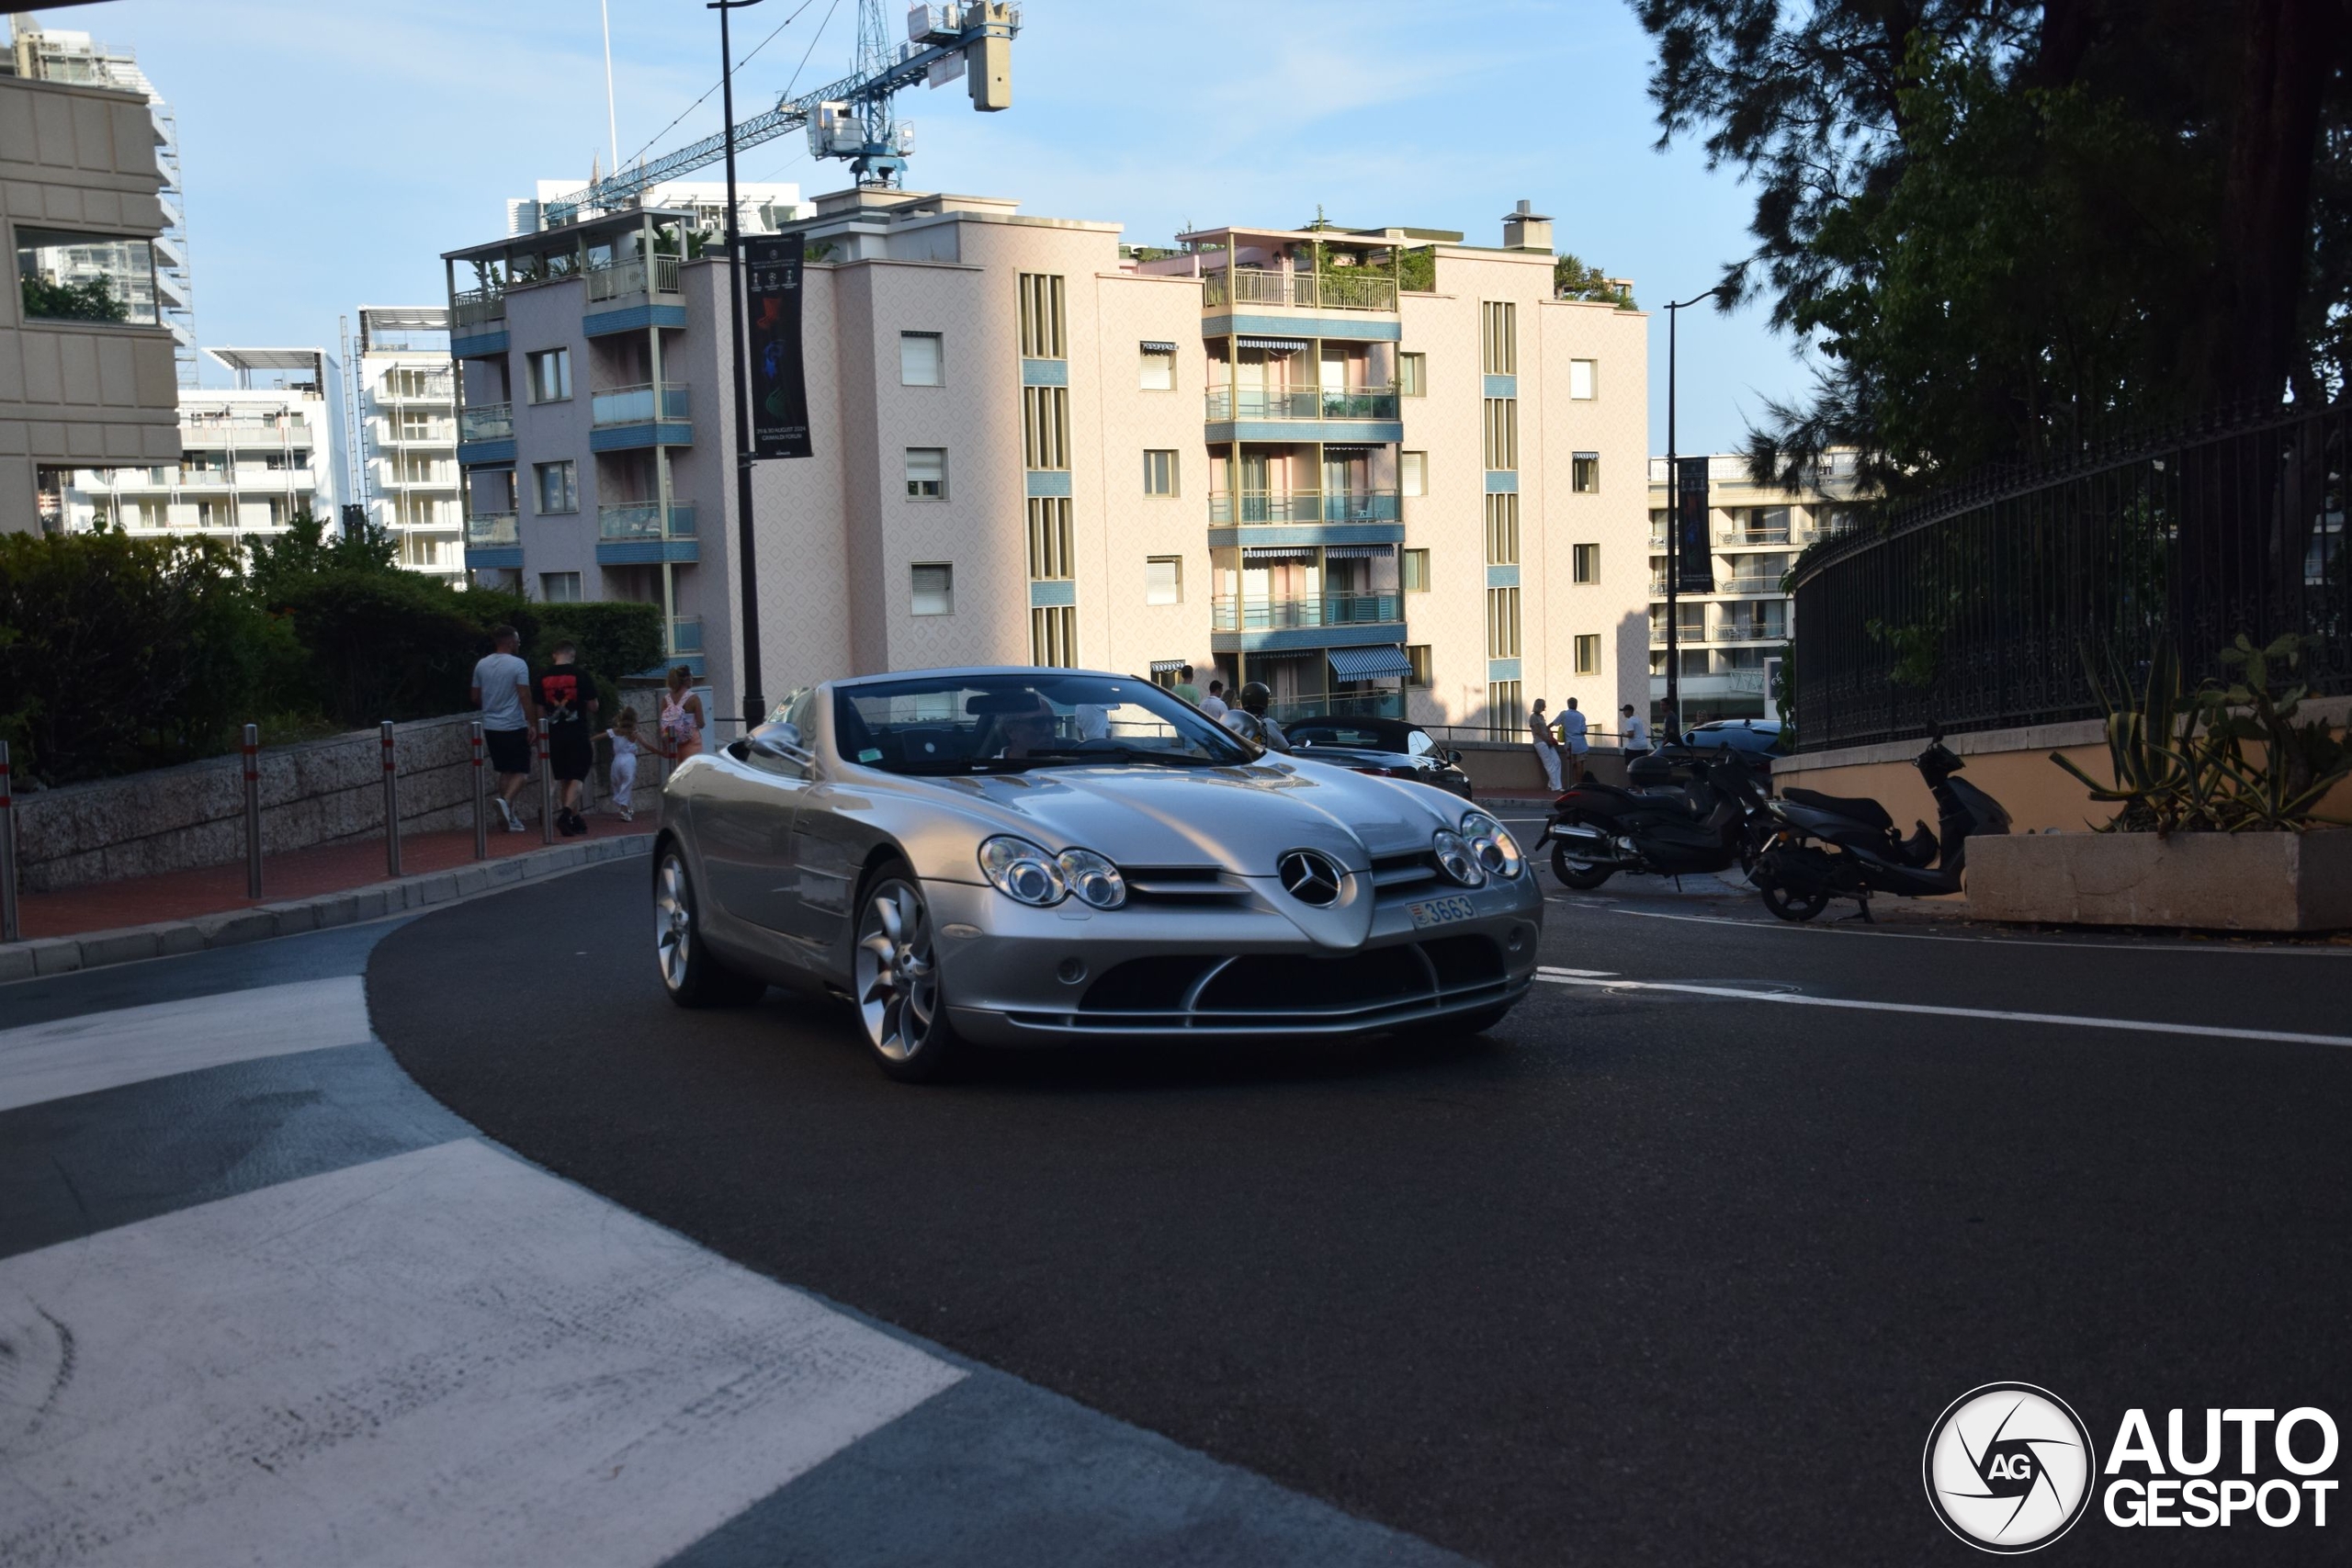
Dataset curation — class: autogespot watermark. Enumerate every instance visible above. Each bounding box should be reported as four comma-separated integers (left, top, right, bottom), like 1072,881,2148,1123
1925,1385,2340,1552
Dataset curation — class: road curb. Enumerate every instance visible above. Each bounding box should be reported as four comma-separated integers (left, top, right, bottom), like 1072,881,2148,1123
0,835,653,984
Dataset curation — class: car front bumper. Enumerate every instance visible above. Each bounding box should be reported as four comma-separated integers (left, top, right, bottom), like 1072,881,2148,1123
926,872,1544,1045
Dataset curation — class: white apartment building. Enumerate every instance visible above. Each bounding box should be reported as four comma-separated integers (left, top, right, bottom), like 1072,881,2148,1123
8,15,197,388
1645,451,1864,723
61,347,338,538
444,186,1648,732
355,306,461,578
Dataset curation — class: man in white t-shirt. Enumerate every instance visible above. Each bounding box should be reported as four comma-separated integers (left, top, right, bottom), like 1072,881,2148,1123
1199,680,1229,720
1621,704,1651,753
469,626,535,831
1555,697,1590,784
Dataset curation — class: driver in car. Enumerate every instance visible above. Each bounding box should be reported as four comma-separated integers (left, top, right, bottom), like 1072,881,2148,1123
989,694,1058,759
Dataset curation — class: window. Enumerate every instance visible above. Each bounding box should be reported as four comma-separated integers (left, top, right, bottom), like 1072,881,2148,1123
1572,452,1600,493
15,227,159,323
911,562,954,615
1027,496,1073,579
1406,644,1433,689
1573,543,1600,583
1018,273,1066,358
1400,451,1427,498
1403,548,1430,592
1023,387,1069,469
534,460,577,514
1031,604,1078,667
1483,398,1519,470
469,467,516,515
525,348,571,403
899,332,944,386
1487,680,1522,735
1575,634,1601,675
1139,344,1175,390
905,447,947,499
1481,301,1518,375
1568,359,1597,400
1485,493,1520,565
1145,556,1182,605
1143,449,1179,496
1398,352,1426,397
1487,585,1522,660
541,571,582,603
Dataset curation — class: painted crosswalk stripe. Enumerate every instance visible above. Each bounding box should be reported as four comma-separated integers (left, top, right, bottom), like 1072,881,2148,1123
0,1138,966,1568
0,976,372,1113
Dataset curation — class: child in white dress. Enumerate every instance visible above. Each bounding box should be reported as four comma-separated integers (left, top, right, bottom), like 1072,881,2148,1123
604,708,644,820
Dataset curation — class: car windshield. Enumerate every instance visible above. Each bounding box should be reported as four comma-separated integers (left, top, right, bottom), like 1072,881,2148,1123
836,672,1259,774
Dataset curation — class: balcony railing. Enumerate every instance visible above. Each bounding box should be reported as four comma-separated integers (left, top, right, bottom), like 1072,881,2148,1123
1202,268,1398,313
379,376,455,404
1204,386,1401,422
466,513,519,547
1209,488,1401,525
1723,572,1787,593
592,382,691,427
1212,592,1402,631
669,616,704,656
452,286,505,329
1723,526,1792,546
598,500,697,540
458,403,512,443
1651,572,1728,594
1714,622,1789,642
585,254,683,302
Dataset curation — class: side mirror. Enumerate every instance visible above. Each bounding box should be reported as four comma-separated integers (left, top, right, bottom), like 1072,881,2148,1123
1445,748,1464,765
748,723,802,760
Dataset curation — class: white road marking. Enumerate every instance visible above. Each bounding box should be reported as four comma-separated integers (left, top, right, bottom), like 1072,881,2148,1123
1532,972,2352,1048
0,976,373,1112
1583,904,2352,956
0,1138,965,1568
1538,967,1619,977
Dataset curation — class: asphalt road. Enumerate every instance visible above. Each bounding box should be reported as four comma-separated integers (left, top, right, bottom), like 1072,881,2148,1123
369,856,2352,1566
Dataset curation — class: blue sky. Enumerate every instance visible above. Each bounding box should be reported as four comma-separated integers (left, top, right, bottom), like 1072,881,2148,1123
82,0,1804,455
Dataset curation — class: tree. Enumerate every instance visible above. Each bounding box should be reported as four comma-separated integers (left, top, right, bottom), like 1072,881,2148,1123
1554,254,1635,307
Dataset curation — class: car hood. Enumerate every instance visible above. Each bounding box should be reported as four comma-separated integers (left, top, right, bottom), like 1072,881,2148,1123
1292,742,1458,773
905,756,1462,872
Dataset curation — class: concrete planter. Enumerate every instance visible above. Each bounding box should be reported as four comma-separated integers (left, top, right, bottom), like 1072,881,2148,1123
1968,829,2352,931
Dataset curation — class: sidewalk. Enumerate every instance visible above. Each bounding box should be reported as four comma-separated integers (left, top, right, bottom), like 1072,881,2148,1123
14,807,650,942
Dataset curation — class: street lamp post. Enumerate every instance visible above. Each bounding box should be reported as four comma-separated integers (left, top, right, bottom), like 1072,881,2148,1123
1661,287,1721,741
711,0,765,735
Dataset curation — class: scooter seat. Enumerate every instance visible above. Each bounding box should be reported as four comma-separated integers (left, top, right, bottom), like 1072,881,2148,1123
1781,787,1894,832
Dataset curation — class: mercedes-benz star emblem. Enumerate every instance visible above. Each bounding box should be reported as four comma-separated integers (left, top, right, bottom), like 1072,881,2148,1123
1277,850,1345,907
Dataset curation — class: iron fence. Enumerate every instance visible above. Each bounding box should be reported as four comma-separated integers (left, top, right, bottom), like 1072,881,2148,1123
1791,402,2351,751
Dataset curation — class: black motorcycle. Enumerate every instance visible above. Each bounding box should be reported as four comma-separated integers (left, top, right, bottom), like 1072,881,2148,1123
1750,734,2013,921
1541,746,1775,890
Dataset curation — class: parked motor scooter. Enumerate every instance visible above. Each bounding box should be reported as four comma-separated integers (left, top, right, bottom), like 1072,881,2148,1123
1750,733,2012,921
1542,746,1776,890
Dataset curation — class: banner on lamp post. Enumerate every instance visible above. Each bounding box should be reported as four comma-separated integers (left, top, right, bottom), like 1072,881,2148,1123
1675,457,1713,593
745,233,812,460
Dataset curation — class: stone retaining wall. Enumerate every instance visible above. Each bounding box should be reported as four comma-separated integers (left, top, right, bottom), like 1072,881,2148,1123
14,715,486,893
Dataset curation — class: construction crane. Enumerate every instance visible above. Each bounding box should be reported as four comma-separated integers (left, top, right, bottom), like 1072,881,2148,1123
541,1,1019,230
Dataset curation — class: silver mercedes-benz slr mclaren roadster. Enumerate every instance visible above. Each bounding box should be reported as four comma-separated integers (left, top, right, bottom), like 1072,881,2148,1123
651,668,1543,1080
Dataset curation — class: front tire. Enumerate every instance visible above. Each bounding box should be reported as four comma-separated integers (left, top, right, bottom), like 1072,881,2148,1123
853,866,962,1082
1550,820,1616,890
655,848,768,1007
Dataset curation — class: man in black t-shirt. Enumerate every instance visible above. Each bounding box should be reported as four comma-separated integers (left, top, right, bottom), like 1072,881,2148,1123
533,642,600,837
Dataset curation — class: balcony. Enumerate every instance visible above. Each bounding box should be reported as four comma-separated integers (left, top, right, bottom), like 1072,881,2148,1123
1212,592,1402,632
1202,268,1398,313
1204,386,1401,423
598,500,696,540
584,254,682,303
378,375,455,405
1715,621,1788,642
464,513,518,547
668,616,704,656
592,382,690,426
458,403,512,443
1722,572,1787,595
1651,572,1728,594
1269,690,1405,723
176,469,232,490
1722,526,1792,546
452,286,505,330
1209,489,1401,525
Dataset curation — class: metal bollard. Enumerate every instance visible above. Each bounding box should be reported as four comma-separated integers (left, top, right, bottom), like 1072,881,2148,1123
0,739,18,944
538,716,556,845
380,721,401,878
243,723,263,899
470,721,489,860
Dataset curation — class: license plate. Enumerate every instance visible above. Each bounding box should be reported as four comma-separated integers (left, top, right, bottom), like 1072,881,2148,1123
1407,895,1477,930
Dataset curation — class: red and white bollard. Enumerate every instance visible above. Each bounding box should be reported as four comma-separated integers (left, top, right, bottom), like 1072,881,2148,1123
538,716,555,845
0,739,18,943
243,723,263,899
380,721,401,878
470,721,489,860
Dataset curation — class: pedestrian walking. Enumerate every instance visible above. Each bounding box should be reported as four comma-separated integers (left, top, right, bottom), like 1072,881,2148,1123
469,626,534,833
1199,680,1229,720
535,642,600,837
603,708,644,822
1530,697,1563,793
1556,697,1590,784
1621,703,1651,753
660,667,706,765
1173,664,1202,705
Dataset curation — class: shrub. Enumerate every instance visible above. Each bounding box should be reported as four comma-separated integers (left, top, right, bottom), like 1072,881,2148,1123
266,567,488,728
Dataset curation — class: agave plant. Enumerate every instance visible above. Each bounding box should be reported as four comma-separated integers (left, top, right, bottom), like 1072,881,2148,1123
2052,634,2351,834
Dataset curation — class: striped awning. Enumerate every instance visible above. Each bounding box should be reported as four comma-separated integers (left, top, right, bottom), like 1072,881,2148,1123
1323,544,1395,559
1149,659,1186,673
1328,645,1413,681
1140,341,1177,354
1237,337,1309,352
1241,546,1317,562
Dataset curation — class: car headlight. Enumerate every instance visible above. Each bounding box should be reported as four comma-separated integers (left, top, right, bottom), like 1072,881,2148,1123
1431,828,1487,887
1460,811,1523,878
1057,847,1126,909
978,835,1069,906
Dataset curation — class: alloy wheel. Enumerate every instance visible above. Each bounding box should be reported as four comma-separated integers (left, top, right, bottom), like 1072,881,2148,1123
656,854,693,990
854,878,941,1063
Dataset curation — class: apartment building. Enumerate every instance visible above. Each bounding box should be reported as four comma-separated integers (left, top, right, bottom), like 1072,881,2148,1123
1645,451,1864,723
8,15,198,387
355,306,461,578
59,347,338,538
444,186,1648,729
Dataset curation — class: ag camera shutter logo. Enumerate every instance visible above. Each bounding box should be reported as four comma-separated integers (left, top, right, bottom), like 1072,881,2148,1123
1924,1383,2097,1552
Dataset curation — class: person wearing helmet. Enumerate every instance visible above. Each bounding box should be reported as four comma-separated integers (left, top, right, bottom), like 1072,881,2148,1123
1219,680,1291,751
